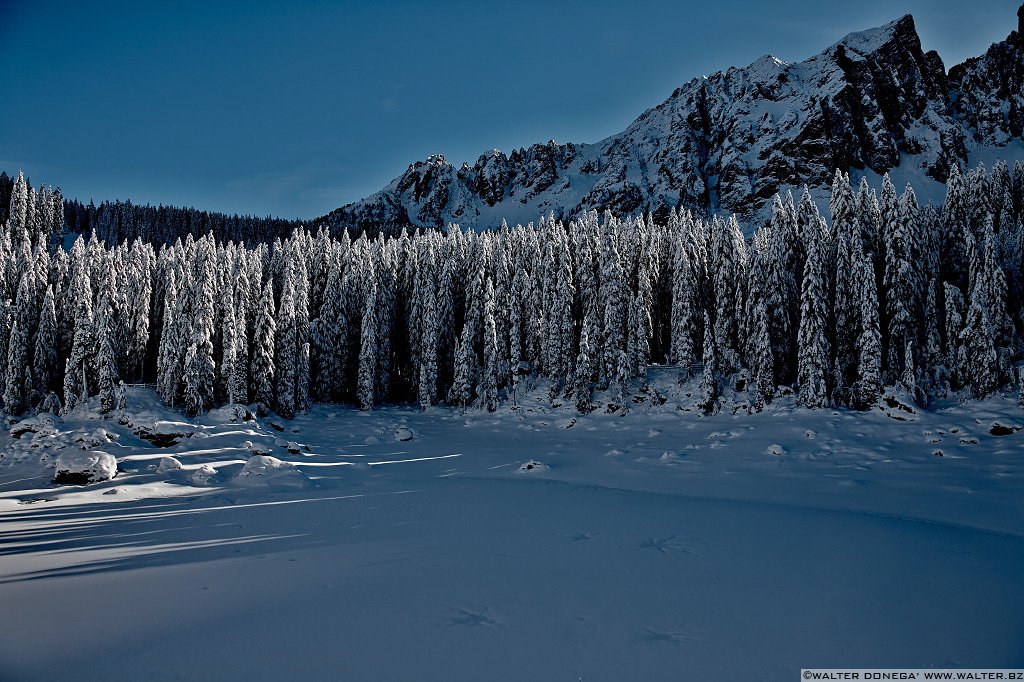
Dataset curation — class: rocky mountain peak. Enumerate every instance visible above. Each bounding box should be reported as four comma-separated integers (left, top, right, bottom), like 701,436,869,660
323,6,1024,231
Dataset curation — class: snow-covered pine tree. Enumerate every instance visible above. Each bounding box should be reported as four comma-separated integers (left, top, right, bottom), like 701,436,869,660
252,281,277,408
94,290,119,414
156,268,183,406
599,218,626,387
545,231,574,396
126,240,152,382
481,277,500,411
181,240,216,416
669,237,696,377
883,181,916,384
853,258,882,409
709,217,739,370
752,299,774,411
830,171,861,403
220,292,240,404
698,311,718,414
942,283,966,388
572,310,599,413
274,260,298,418
3,319,29,414
314,252,349,403
796,214,830,409
357,267,379,411
961,281,998,399
64,257,95,410
8,171,28,238
32,285,57,400
448,323,475,410
292,244,311,414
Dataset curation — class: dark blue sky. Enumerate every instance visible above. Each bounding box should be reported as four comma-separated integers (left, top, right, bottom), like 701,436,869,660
0,0,1018,219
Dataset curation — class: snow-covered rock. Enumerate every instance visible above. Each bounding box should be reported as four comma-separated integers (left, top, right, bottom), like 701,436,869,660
208,404,254,423
394,426,414,442
232,455,310,489
156,456,183,473
190,464,218,486
53,451,118,485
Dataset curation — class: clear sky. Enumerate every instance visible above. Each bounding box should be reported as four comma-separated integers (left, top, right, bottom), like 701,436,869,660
0,0,1018,219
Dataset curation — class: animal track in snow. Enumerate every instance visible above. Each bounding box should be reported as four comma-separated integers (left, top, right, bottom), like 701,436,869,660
636,535,696,555
448,607,499,628
556,530,601,543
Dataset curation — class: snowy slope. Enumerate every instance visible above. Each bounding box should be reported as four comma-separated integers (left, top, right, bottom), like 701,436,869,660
323,7,1024,232
1,380,1022,680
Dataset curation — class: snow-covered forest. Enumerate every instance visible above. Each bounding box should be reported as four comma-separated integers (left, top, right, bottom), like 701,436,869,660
0,161,1022,420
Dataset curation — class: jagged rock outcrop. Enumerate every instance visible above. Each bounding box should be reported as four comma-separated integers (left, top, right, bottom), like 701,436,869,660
323,6,1024,230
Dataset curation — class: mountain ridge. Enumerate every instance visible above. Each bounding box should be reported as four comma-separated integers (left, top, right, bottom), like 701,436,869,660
322,6,1024,231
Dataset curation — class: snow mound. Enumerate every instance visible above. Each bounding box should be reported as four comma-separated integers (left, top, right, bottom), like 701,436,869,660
765,444,786,456
232,455,311,489
190,464,218,486
659,450,683,464
518,460,549,473
76,428,116,449
156,456,183,473
394,426,414,442
10,414,59,439
207,404,254,423
53,451,117,485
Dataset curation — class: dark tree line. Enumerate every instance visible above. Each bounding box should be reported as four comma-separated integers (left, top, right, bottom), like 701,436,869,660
0,161,1022,419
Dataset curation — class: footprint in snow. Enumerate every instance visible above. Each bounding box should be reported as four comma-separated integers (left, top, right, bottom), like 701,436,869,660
556,530,600,542
635,627,706,647
637,535,696,555
448,607,499,628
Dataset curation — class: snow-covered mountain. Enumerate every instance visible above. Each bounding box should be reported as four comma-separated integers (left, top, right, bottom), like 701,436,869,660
322,5,1024,230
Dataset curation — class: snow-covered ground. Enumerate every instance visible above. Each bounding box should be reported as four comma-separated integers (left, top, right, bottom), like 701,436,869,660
1,374,1023,681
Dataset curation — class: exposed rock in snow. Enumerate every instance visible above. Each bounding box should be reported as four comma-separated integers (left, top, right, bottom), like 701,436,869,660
53,451,117,485
135,422,190,447
518,460,549,473
989,422,1022,436
394,426,414,442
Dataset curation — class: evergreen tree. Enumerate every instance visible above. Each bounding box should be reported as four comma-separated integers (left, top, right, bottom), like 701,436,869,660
220,294,240,404
157,268,183,405
943,283,967,387
9,171,28,237
481,277,500,411
752,299,774,411
572,311,599,413
670,238,697,375
3,320,29,414
797,216,830,409
33,285,57,400
357,271,379,411
962,284,998,398
95,290,119,414
698,311,718,414
274,264,298,418
853,259,882,408
252,281,277,408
